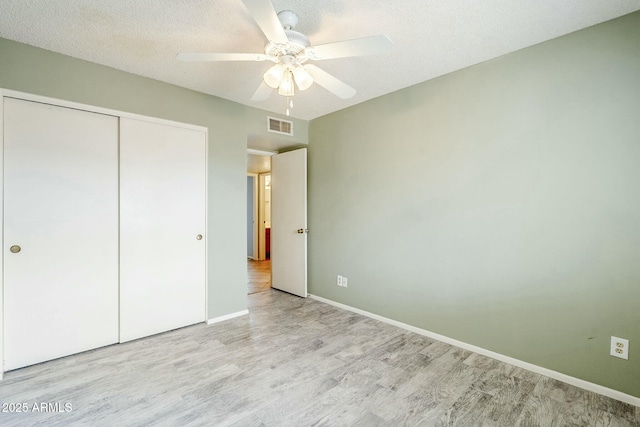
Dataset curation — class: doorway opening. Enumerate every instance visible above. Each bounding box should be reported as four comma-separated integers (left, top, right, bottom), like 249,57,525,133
247,147,308,298
247,152,272,294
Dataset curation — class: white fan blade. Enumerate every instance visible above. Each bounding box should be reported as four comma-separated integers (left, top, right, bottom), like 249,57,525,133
177,53,267,62
308,35,393,60
242,0,288,44
251,81,273,101
305,65,356,99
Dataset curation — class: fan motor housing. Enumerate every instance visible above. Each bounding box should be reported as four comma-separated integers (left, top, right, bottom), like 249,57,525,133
265,29,310,58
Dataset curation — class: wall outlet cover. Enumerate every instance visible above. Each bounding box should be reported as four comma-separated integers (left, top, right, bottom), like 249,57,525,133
610,336,629,360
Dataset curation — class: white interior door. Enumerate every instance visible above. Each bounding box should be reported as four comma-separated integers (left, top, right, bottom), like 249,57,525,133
271,149,307,297
120,118,206,343
3,97,119,370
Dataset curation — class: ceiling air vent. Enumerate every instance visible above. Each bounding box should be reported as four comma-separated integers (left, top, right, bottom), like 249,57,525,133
267,116,293,136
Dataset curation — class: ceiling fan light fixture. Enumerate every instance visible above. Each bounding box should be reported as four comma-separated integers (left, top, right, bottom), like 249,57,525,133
178,1,394,109
278,70,295,96
292,66,313,91
263,64,285,88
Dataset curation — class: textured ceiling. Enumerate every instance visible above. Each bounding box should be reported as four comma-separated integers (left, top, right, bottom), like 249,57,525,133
1,1,639,120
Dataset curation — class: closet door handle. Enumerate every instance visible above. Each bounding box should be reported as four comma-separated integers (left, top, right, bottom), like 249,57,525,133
10,245,21,253
196,234,203,240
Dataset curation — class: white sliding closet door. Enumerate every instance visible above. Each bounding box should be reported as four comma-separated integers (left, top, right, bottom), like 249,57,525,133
120,118,206,343
3,98,119,370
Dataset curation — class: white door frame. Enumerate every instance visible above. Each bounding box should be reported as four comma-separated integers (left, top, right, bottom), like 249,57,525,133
0,89,209,378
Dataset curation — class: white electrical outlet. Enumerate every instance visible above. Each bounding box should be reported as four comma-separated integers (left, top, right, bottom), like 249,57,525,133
337,275,343,287
610,336,629,360
342,276,348,287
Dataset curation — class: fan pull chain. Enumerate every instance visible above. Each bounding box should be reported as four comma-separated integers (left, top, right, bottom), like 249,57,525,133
285,96,293,116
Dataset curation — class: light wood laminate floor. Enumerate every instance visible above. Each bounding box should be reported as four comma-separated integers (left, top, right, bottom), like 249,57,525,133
248,259,271,295
1,290,638,426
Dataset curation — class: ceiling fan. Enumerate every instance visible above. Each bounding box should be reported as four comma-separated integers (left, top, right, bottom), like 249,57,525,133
177,0,393,112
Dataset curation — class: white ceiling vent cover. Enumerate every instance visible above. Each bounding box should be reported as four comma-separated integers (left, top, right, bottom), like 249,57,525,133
267,117,293,136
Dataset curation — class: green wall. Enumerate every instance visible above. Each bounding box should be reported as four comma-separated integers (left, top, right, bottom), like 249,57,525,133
0,37,303,319
308,12,640,397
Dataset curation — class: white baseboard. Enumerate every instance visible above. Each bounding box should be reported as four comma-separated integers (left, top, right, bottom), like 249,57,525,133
308,294,640,407
206,310,249,325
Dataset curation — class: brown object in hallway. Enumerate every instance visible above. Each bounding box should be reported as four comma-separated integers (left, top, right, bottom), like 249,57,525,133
265,227,270,259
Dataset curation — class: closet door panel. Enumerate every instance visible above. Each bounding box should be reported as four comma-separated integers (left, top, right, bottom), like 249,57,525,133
120,118,206,342
3,98,119,370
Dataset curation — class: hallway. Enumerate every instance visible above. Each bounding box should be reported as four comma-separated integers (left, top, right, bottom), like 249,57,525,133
247,259,271,294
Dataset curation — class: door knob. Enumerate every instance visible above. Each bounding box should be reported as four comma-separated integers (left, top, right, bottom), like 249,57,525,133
10,245,21,253
196,234,203,240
